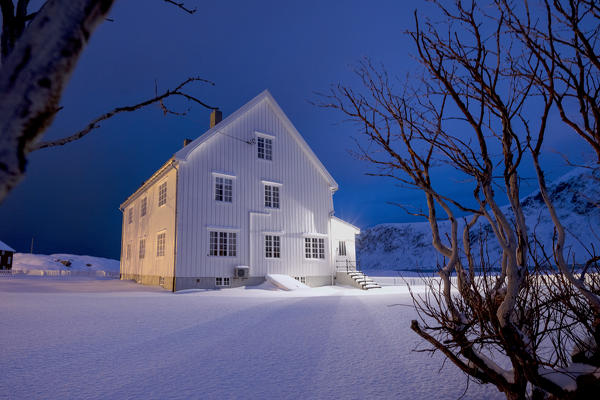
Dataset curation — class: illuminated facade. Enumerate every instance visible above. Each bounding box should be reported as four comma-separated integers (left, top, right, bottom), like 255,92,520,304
119,90,358,291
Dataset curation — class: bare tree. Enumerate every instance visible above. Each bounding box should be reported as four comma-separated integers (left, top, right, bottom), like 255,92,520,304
321,0,600,398
0,0,210,204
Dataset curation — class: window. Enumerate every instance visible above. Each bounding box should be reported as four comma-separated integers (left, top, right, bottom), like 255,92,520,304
215,177,233,202
139,239,146,259
257,137,273,160
209,231,237,257
338,241,347,256
128,208,133,224
158,182,167,207
294,276,306,284
159,276,165,286
7,256,11,264
304,237,325,259
216,277,230,286
126,244,131,260
140,197,147,217
264,185,280,208
156,232,166,257
265,235,281,258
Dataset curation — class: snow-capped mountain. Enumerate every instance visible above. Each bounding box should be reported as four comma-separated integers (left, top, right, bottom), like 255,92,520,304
357,167,600,271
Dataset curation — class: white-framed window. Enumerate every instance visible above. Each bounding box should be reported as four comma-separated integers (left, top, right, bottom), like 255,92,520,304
126,244,131,260
156,232,166,257
264,185,280,208
265,235,281,258
209,231,237,257
128,208,133,224
215,176,233,202
216,277,230,286
294,276,306,284
257,136,273,160
139,238,146,259
140,197,147,217
338,241,347,256
158,182,167,207
304,237,325,259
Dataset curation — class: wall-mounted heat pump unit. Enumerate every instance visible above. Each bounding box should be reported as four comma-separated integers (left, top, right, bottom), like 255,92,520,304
234,266,250,279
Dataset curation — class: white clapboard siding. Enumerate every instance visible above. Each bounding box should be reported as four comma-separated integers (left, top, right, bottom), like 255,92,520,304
174,91,336,278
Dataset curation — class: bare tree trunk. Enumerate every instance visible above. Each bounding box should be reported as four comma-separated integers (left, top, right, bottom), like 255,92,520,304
0,0,114,203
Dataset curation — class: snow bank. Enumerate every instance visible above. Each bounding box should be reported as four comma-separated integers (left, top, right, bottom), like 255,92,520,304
13,253,119,273
265,274,310,290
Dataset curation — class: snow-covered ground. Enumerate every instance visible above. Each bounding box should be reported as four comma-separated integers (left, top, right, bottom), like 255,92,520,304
12,253,120,273
0,278,502,399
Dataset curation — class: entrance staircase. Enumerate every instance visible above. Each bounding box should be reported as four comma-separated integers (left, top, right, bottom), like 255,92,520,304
336,261,381,290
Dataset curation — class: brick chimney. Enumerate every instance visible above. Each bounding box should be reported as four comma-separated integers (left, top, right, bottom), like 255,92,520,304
183,138,192,147
210,109,222,128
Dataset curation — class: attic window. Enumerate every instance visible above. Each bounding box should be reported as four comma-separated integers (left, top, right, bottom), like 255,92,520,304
257,137,272,160
158,182,167,207
140,197,147,217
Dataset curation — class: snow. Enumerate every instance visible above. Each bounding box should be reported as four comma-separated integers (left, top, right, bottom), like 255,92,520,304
266,273,310,290
358,167,600,271
0,278,503,399
12,253,119,273
0,239,15,252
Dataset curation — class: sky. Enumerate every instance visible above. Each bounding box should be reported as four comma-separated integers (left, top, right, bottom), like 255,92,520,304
0,0,591,259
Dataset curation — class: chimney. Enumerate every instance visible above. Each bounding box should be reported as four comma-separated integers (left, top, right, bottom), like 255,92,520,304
210,109,222,128
183,138,192,147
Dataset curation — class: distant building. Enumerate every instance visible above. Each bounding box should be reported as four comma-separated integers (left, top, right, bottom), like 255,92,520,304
0,240,15,270
119,90,361,291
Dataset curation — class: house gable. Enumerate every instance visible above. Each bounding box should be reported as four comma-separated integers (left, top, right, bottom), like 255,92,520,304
174,90,338,191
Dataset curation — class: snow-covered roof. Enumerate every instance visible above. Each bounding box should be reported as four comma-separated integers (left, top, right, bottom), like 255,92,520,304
0,240,15,252
330,216,361,234
175,90,338,191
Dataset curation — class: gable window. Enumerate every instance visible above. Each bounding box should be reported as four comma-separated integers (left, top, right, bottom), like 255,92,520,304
264,185,280,208
158,182,167,207
265,235,281,258
257,137,273,160
140,197,147,217
209,231,237,257
215,177,233,202
338,241,347,256
139,239,146,260
156,232,166,257
216,277,230,287
128,208,133,224
304,237,325,259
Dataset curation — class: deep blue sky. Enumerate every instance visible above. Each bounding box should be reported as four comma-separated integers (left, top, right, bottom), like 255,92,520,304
0,1,589,258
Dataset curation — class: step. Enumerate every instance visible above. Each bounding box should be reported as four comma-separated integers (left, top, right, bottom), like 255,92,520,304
354,278,374,284
363,284,382,289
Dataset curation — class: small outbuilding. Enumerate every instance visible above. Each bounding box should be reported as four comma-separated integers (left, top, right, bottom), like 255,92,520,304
0,240,15,270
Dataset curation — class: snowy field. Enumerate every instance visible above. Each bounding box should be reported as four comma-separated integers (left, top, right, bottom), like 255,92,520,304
0,277,502,399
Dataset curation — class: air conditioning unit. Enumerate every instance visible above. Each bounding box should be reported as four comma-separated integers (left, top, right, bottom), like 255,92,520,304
234,266,250,279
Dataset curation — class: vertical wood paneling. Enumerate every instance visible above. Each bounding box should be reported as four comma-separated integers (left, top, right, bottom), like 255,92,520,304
174,96,341,280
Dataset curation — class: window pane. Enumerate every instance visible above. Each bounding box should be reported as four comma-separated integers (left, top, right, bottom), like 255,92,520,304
219,232,227,256
265,138,272,160
274,236,280,258
224,178,232,202
215,177,223,201
228,232,237,257
265,235,272,258
141,198,147,216
257,137,265,159
305,238,312,258
139,239,145,259
318,238,325,259
158,182,167,206
272,186,279,208
265,185,271,207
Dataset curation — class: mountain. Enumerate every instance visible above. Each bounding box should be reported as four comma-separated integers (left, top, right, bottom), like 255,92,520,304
357,167,600,271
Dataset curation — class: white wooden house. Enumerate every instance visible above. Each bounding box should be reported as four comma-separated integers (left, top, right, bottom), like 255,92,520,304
119,90,361,291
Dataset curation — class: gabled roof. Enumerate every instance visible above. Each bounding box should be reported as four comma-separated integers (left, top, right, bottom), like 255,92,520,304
175,90,338,190
331,216,361,234
0,239,15,252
